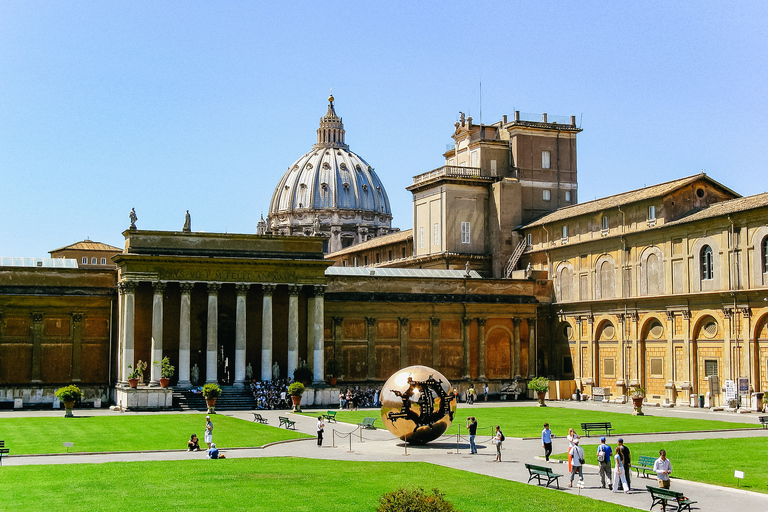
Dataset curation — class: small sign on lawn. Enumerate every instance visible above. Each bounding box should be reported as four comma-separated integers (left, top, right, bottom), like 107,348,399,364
735,470,745,486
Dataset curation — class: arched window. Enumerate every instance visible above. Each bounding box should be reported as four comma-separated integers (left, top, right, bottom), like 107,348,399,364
763,236,768,273
647,253,660,295
701,245,713,280
599,260,614,298
559,266,573,301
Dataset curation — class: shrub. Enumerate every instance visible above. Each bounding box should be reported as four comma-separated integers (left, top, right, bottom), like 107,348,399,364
378,487,457,512
202,383,222,399
155,356,175,379
528,376,550,392
287,382,305,396
55,385,82,402
293,364,313,383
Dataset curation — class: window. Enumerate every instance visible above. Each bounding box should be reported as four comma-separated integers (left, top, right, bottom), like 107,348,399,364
648,205,656,221
388,250,392,261
90,257,96,264
100,258,106,265
543,189,551,201
565,191,571,202
401,248,406,259
81,257,88,264
419,227,424,248
375,253,380,264
603,358,615,377
762,236,768,273
526,233,532,246
563,356,573,374
470,150,478,167
542,150,551,169
704,359,718,377
562,225,568,239
461,222,471,244
602,216,609,231
490,159,497,175
364,255,368,265
433,223,439,246
701,245,713,280
650,358,664,377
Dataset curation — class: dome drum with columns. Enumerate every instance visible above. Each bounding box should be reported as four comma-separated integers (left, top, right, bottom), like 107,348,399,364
268,96,394,252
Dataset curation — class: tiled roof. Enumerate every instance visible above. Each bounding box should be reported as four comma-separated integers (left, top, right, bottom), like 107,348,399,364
663,192,768,227
50,240,122,253
521,173,739,228
326,229,412,257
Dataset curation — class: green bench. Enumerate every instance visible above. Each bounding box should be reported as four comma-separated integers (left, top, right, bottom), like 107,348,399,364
252,413,269,424
759,415,767,429
647,485,696,512
323,410,337,423
580,421,614,437
359,417,377,429
278,416,296,430
630,455,656,478
525,463,563,489
0,441,8,466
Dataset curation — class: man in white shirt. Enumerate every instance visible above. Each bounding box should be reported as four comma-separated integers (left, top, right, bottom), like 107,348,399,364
653,449,672,489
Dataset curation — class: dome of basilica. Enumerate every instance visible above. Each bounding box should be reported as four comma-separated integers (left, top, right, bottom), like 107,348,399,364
267,96,394,252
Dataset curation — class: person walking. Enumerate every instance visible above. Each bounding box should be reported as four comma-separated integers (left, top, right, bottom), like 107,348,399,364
204,415,214,449
596,436,613,489
541,423,552,462
492,425,503,461
467,417,478,454
612,445,630,493
568,438,584,487
468,385,475,405
617,438,631,490
316,416,325,446
483,384,489,401
566,427,579,473
653,449,672,489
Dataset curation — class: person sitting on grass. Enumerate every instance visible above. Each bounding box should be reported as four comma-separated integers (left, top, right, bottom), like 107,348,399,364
188,434,200,451
208,442,226,459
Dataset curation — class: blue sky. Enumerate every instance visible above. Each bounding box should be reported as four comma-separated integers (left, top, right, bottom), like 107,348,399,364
1,2,766,256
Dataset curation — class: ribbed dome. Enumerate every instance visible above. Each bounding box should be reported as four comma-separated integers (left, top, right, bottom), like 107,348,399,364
267,96,393,252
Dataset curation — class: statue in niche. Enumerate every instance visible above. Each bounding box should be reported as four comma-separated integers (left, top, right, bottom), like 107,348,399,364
129,208,138,230
190,364,200,386
312,214,321,236
245,363,253,381
183,210,191,232
272,361,280,381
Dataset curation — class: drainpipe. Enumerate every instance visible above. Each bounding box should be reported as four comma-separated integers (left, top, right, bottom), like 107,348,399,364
556,129,561,208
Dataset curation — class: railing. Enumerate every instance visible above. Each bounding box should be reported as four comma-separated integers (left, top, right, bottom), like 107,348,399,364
516,112,573,125
412,165,491,184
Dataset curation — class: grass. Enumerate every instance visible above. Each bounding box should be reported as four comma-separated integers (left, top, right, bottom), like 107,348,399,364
0,414,310,454
551,437,768,494
303,406,757,438
0,457,643,512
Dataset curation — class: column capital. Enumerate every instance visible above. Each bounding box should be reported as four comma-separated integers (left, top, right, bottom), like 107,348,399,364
462,317,472,326
399,317,409,326
585,314,594,325
207,282,222,295
740,306,752,318
681,310,692,320
72,312,84,324
288,284,302,296
179,282,195,294
617,313,626,324
512,317,523,326
628,311,639,323
236,283,251,295
262,283,277,295
32,312,43,323
121,281,139,293
313,284,326,297
721,307,732,320
152,281,167,293
430,316,440,327
664,310,676,322
366,316,376,327
477,318,487,326
332,316,344,326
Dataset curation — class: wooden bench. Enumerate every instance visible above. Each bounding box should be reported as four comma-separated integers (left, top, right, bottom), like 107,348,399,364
278,416,296,430
525,463,563,489
759,415,768,429
647,485,696,512
630,455,656,478
323,410,337,423
359,417,377,429
252,413,269,424
0,441,8,465
580,422,614,437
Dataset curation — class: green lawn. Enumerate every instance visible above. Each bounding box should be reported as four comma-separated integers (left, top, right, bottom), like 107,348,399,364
0,414,310,454
551,437,768,494
304,406,757,438
0,457,643,512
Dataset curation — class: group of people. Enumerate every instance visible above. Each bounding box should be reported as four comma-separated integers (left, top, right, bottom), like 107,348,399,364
187,415,226,459
455,384,489,404
338,388,380,410
250,379,293,410
542,424,671,493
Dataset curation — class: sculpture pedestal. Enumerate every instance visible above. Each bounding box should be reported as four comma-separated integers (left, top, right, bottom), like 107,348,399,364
115,385,173,411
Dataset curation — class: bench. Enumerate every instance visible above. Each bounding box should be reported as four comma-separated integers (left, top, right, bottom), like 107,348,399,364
359,417,377,429
630,455,656,478
580,422,614,437
323,410,337,423
647,485,696,512
278,416,296,430
252,413,269,424
525,463,563,489
0,441,8,465
759,415,768,429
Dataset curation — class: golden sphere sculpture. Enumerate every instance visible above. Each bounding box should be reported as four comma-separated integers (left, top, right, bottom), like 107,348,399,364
380,365,457,444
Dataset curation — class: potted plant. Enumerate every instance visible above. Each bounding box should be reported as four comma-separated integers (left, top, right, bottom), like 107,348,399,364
154,356,175,388
288,382,305,412
55,385,82,417
293,364,314,386
631,386,646,415
202,383,222,414
528,377,550,407
325,358,342,386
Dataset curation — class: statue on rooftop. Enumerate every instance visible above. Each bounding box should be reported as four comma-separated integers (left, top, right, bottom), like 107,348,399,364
183,210,191,232
129,208,138,230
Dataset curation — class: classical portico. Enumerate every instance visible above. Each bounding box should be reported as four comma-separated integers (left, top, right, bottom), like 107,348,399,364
114,230,331,394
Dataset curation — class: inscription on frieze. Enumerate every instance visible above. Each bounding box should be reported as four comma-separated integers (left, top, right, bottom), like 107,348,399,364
157,268,298,283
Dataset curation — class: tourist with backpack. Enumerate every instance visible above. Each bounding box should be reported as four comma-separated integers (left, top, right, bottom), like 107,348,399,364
493,425,504,461
596,436,613,489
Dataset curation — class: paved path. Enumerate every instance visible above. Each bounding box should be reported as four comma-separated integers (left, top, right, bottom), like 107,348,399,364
4,403,768,512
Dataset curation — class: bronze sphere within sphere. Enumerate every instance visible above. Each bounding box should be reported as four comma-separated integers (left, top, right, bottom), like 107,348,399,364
379,365,457,444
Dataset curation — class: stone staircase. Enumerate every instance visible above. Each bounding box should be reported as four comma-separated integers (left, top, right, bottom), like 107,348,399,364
173,386,257,411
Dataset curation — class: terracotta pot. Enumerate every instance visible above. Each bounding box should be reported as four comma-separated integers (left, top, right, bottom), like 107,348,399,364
632,396,645,415
159,378,170,388
537,391,547,407
63,400,75,417
128,378,139,388
291,394,302,412
205,397,217,414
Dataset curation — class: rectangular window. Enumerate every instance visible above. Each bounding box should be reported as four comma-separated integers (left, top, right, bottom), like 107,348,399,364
364,255,368,265
543,189,551,201
100,258,107,265
562,225,568,239
565,191,571,202
419,227,424,248
562,356,573,374
388,250,392,261
470,150,479,167
461,222,471,244
602,216,609,231
402,248,406,259
342,260,347,267
82,257,88,264
91,257,97,264
650,358,664,377
433,223,439,246
526,233,532,246
705,359,718,377
490,159,497,175
648,205,656,221
542,150,551,169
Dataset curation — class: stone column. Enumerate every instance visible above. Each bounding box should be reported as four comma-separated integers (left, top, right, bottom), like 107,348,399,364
722,308,733,381
261,284,276,381
629,312,640,387
478,318,487,380
178,282,194,387
741,307,753,383
307,295,316,371
150,281,166,386
287,285,300,379
462,317,471,380
366,316,376,380
512,317,522,378
206,282,221,384
527,319,536,378
116,284,125,382
399,317,409,368
234,283,250,388
71,313,84,383
121,281,138,385
312,285,325,383
682,310,692,398
430,317,440,368
31,312,44,383
585,314,595,388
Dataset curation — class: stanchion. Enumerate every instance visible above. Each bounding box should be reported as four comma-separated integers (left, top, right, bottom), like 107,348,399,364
455,424,461,454
403,438,409,456
348,433,352,453
359,426,363,443
332,429,336,448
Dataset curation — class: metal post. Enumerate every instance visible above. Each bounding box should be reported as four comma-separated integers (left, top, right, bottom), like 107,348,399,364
456,424,461,454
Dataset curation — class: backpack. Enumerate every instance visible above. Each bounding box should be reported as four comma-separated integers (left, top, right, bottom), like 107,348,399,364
499,431,505,442
597,446,605,462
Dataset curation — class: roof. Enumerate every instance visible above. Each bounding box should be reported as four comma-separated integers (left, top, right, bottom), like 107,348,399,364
326,229,413,257
663,191,768,227
325,266,482,279
521,173,740,228
1,257,79,268
50,239,122,253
